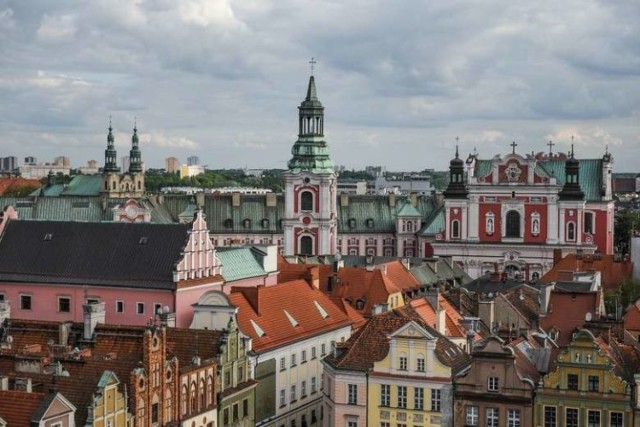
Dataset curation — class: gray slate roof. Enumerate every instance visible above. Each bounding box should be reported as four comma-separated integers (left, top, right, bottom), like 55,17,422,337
0,220,189,289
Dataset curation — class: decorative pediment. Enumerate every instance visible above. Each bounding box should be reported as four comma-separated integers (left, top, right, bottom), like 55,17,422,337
388,320,436,340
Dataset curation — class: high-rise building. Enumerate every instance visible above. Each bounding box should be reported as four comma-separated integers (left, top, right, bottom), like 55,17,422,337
187,156,200,166
24,156,37,165
165,157,180,173
53,156,70,167
0,157,17,173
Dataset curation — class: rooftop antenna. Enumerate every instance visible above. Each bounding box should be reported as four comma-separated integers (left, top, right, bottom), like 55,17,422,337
309,57,317,76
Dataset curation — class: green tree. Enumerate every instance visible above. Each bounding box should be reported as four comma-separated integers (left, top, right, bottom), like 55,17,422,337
615,211,640,253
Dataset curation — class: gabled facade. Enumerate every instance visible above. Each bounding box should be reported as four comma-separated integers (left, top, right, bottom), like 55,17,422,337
454,336,535,427
88,371,131,427
535,330,632,427
431,148,615,280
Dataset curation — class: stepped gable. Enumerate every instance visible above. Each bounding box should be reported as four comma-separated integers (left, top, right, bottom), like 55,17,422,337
228,280,352,353
0,219,189,289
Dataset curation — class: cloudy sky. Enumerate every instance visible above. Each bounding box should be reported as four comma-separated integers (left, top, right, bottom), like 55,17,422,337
1,0,639,172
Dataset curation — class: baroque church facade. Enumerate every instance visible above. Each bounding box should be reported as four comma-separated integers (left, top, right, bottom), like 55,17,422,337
0,74,615,280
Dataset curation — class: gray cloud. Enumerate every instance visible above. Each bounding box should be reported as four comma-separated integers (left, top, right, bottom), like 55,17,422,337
0,0,638,172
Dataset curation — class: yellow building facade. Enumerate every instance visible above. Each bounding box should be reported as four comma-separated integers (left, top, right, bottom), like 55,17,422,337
90,371,133,427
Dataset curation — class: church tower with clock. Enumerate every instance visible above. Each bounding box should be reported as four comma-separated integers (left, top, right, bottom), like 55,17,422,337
283,70,338,256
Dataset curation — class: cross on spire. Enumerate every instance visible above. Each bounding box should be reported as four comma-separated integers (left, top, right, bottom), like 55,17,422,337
510,140,517,154
309,57,317,75
571,135,575,157
455,137,459,158
547,140,554,157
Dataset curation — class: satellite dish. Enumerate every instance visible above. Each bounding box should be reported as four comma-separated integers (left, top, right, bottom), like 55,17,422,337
585,312,592,322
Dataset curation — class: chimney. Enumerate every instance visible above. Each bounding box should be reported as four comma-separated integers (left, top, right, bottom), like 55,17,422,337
196,192,205,208
425,288,439,311
402,258,410,271
0,376,8,390
266,192,277,207
371,302,389,316
477,300,495,332
59,322,71,347
539,283,554,316
158,306,176,327
388,193,396,208
410,192,418,207
232,192,241,207
553,248,563,266
340,192,349,207
0,299,10,324
83,302,106,341
436,306,447,335
305,266,320,290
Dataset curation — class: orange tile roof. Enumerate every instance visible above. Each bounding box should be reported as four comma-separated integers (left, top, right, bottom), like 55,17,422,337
379,260,421,292
228,280,352,353
0,177,41,195
624,299,640,331
409,295,479,340
541,253,632,294
332,267,405,317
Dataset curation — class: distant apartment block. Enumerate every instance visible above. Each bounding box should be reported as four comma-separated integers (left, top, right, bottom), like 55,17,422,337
19,163,70,179
23,156,37,165
180,164,205,178
187,155,200,166
53,156,70,167
375,173,433,195
78,159,99,175
0,157,17,173
165,156,180,173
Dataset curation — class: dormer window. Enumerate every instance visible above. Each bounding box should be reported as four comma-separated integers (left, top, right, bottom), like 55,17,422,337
366,218,374,228
224,219,233,229
348,218,356,229
243,219,251,229
261,218,269,229
43,233,53,241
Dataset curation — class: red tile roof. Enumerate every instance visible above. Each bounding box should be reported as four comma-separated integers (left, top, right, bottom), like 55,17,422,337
0,389,46,426
539,291,599,346
0,177,41,195
228,280,352,353
409,295,479,340
541,253,632,294
624,299,640,331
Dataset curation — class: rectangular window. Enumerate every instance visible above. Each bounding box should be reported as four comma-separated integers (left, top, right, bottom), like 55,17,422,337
290,385,296,401
311,376,316,393
242,398,249,417
223,408,229,425
397,386,407,409
430,388,440,412
565,408,578,427
414,387,424,410
588,411,600,427
279,389,285,407
291,353,297,366
610,412,623,427
399,356,407,370
380,423,390,427
154,303,162,315
347,384,357,405
487,408,499,427
380,384,390,406
58,296,70,313
488,376,499,392
567,374,578,391
116,300,124,313
280,357,286,370
136,302,145,314
20,294,32,310
301,350,307,363
233,403,239,421
311,346,317,359
544,406,557,427
416,357,425,372
466,406,479,426
588,375,599,392
507,409,520,427
0,293,4,301
321,343,326,355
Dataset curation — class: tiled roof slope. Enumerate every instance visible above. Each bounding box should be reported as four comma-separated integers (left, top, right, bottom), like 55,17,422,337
624,299,640,331
0,320,223,426
539,290,599,346
380,260,421,292
409,295,480,341
0,177,41,195
540,253,632,294
333,267,401,316
228,280,352,353
500,284,541,326
323,306,470,375
0,219,189,289
0,390,46,426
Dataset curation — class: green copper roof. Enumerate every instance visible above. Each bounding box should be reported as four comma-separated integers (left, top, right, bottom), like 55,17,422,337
395,201,423,217
420,206,445,236
217,246,267,282
60,175,102,196
473,158,604,201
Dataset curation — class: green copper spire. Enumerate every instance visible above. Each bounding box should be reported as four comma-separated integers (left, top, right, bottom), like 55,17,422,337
103,118,120,173
287,75,334,174
129,121,143,173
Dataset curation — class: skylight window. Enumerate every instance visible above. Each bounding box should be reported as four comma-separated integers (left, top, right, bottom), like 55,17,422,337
139,237,148,245
284,310,299,327
43,233,53,241
314,301,329,319
250,319,265,337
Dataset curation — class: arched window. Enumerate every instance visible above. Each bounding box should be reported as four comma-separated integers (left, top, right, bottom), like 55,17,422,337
301,191,313,211
165,389,173,422
190,381,197,412
506,211,520,238
207,375,214,405
300,236,313,255
451,220,460,238
199,379,206,410
567,222,576,241
181,385,188,416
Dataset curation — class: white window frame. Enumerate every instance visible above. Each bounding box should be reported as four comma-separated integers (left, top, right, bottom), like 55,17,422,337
347,383,357,405
136,302,145,315
380,384,390,406
279,389,285,406
58,296,71,313
311,376,316,393
20,293,32,310
414,387,423,410
466,406,479,426
508,409,520,427
416,355,425,372
487,408,499,427
399,353,408,370
397,386,407,409
451,219,460,238
280,357,286,371
430,388,440,412
488,376,499,392
115,300,124,313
